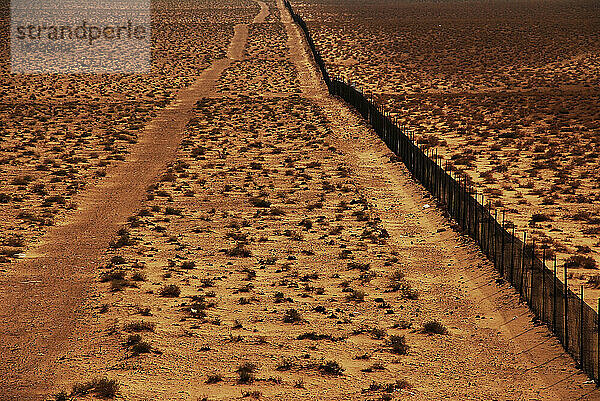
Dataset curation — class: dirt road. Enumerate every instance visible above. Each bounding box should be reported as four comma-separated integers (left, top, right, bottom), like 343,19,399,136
0,11,254,401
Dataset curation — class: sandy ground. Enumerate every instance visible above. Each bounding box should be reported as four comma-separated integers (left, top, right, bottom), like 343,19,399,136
0,0,598,400
292,0,600,306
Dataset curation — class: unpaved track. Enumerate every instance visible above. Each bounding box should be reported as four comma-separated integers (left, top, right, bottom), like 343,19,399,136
277,0,596,399
253,0,269,23
0,17,254,401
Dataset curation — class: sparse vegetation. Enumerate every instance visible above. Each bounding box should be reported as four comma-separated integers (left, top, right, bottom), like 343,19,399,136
564,255,597,270
237,362,257,384
423,320,449,335
71,377,119,398
159,284,181,297
387,335,408,355
283,308,303,323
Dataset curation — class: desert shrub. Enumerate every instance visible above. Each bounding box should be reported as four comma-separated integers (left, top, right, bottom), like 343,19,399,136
12,175,33,186
181,261,196,270
99,269,126,283
237,362,257,384
124,321,155,332
587,275,600,288
241,390,262,399
165,206,182,216
271,207,285,216
110,255,126,264
54,392,68,401
283,308,303,323
346,289,366,302
110,278,132,292
299,218,313,229
249,197,271,208
564,255,597,270
347,261,370,271
124,334,142,347
389,270,405,289
276,357,294,371
363,379,410,394
371,328,386,339
530,213,552,224
131,341,152,355
274,291,292,303
110,229,135,248
72,378,119,398
225,243,252,257
318,360,344,376
131,271,146,282
387,335,408,355
206,374,223,384
297,332,337,341
3,236,24,247
389,270,419,299
159,284,181,297
422,320,448,335
161,171,177,182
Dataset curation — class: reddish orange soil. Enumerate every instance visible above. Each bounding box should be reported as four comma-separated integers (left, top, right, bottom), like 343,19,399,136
0,0,597,400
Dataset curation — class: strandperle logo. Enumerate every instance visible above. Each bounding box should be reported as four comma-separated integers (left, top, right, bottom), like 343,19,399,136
10,0,151,74
14,20,147,45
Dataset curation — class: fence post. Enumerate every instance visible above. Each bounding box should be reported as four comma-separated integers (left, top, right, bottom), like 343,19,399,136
493,209,498,269
483,201,488,255
462,178,467,231
448,171,454,217
473,190,479,243
542,248,546,322
520,232,527,299
529,239,535,306
443,161,447,205
500,211,505,277
469,185,474,237
510,226,515,284
580,285,584,369
468,185,473,236
565,266,569,351
488,202,493,258
434,152,438,198
553,256,557,333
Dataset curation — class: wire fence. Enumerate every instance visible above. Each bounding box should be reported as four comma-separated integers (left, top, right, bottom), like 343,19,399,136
284,0,600,384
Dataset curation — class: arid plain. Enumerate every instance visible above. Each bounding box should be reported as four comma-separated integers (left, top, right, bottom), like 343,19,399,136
0,0,598,400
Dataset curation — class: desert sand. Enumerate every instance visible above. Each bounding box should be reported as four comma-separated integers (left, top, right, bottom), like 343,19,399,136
0,0,597,400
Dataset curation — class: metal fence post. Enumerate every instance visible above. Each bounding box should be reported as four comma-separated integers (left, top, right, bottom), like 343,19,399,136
520,232,527,299
542,248,546,322
510,226,515,284
529,239,535,306
488,202,493,258
565,266,569,351
462,179,468,231
494,209,498,269
580,285,584,369
500,211,506,276
473,188,481,246
553,256,557,333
